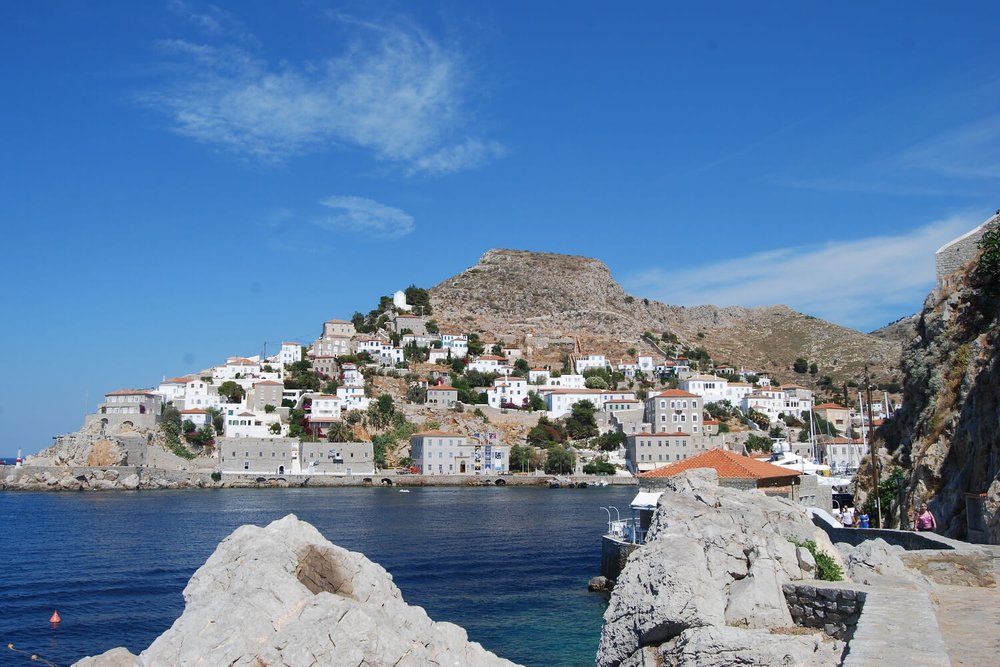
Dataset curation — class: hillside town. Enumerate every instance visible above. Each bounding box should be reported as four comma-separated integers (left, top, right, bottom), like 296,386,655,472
67,283,895,482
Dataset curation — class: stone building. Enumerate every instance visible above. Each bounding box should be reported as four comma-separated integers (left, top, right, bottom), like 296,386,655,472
410,430,509,475
218,437,373,475
85,389,162,431
643,389,703,435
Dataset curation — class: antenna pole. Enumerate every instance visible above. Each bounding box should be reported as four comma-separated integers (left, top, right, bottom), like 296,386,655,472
865,366,880,528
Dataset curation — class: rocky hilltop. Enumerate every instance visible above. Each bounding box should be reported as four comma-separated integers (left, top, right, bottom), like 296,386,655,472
431,249,902,382
76,515,519,667
881,220,1000,542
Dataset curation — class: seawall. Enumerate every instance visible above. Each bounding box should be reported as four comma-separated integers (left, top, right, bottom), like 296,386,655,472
0,465,636,491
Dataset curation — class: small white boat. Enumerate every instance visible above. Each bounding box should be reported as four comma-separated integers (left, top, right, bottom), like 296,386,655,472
398,489,410,493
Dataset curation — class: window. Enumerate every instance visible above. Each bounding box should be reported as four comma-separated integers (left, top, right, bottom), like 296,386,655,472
243,461,249,470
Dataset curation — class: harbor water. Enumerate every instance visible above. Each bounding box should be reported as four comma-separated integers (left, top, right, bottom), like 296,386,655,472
0,485,635,666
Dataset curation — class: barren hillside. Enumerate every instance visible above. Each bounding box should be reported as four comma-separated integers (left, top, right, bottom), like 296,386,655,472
430,249,903,383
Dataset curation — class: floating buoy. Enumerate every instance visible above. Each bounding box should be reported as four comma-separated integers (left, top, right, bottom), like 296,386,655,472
49,610,61,624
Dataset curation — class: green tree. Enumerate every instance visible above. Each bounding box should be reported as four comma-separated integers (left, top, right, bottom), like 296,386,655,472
403,285,433,315
526,391,546,412
513,358,530,376
977,222,1000,281
583,458,616,475
626,347,637,357
585,375,608,389
264,404,276,413
594,431,625,452
367,394,396,430
545,446,576,474
793,357,809,374
809,362,818,375
510,444,533,472
745,434,773,452
425,319,440,334
161,403,182,428
527,416,566,447
327,422,356,442
269,422,282,435
205,406,225,433
182,419,196,434
564,400,598,440
467,333,485,356
406,385,428,404
218,381,245,403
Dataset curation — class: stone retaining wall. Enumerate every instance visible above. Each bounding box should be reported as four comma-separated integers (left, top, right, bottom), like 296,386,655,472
782,582,866,641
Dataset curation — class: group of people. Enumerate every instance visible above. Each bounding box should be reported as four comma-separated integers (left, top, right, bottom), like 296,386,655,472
839,506,870,528
838,502,938,532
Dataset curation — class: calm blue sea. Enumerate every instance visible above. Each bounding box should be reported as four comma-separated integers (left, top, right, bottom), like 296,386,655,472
0,486,635,667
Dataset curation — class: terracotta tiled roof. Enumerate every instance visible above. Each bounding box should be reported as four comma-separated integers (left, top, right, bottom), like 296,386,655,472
428,385,458,392
180,408,208,414
162,377,191,384
254,381,283,386
813,403,848,410
654,389,700,398
638,449,802,480
633,432,691,437
413,430,466,438
106,389,156,396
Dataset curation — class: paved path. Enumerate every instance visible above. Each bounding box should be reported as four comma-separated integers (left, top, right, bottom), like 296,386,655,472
843,587,949,667
931,584,1000,667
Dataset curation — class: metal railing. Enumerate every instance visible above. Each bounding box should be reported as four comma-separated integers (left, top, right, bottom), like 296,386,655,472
601,506,647,544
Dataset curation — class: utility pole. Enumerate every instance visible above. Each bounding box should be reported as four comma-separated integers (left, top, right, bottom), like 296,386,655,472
864,366,880,528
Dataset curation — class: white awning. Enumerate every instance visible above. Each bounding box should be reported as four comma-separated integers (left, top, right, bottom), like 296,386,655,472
630,491,663,511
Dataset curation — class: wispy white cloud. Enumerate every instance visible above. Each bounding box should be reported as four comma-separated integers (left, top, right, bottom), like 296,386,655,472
139,16,503,173
167,1,257,44
897,115,1000,181
313,196,414,239
623,213,981,330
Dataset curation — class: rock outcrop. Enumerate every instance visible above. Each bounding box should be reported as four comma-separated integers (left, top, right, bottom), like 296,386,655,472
880,217,1000,542
596,470,844,667
75,515,519,667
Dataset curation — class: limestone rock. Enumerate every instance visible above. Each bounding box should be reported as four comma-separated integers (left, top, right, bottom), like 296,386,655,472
839,538,927,587
74,514,518,667
597,470,842,667
655,626,841,667
797,546,817,577
74,647,138,667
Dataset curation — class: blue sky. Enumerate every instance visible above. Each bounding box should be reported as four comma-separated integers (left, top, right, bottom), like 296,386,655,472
2,2,997,456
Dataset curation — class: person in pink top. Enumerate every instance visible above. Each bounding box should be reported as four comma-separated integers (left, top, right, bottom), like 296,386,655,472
915,502,937,532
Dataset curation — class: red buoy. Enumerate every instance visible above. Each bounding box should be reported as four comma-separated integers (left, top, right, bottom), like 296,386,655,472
49,610,61,624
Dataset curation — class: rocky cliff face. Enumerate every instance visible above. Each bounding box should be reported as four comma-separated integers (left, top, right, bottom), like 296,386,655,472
430,249,901,382
881,233,1000,542
76,515,519,667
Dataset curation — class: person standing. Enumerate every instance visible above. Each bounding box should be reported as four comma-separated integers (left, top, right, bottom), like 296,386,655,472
858,510,870,529
841,507,855,528
915,502,937,532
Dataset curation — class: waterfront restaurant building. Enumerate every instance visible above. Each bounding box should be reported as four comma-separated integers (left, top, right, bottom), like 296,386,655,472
638,448,803,498
410,430,510,475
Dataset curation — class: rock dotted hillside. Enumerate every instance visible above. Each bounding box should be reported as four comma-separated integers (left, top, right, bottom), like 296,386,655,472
430,249,903,382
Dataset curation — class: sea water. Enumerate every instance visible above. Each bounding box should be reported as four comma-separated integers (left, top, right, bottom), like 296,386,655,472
0,485,635,666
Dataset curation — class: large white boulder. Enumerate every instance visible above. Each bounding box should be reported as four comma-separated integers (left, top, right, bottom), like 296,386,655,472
75,515,519,667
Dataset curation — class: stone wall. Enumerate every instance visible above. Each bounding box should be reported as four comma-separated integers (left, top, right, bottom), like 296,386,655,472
934,213,999,284
600,535,639,581
782,582,866,641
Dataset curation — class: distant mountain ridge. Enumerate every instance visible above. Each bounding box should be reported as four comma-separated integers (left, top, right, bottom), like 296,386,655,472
430,249,902,383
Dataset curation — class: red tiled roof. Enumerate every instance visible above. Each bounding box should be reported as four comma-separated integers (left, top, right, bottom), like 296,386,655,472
654,389,699,398
428,385,458,391
106,389,156,396
180,408,208,414
814,403,848,410
638,449,802,480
